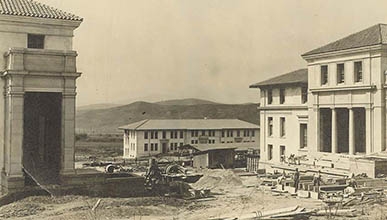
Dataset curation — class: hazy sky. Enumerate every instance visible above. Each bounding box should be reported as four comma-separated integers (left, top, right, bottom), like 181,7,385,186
39,0,387,106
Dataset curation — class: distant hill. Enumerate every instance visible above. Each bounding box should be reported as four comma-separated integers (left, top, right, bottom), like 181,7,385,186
155,98,219,106
76,99,260,134
77,103,121,111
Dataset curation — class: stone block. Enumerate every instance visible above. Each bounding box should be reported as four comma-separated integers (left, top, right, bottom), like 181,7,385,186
297,190,310,198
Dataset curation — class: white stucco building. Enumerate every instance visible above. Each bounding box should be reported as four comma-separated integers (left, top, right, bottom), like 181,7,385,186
251,23,387,169
119,119,259,159
250,69,308,164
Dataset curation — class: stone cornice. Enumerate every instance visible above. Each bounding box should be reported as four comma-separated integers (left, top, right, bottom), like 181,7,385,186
302,44,385,61
0,14,82,29
258,105,308,111
310,85,376,93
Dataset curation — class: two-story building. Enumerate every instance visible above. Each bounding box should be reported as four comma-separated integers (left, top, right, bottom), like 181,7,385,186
250,69,308,164
0,0,82,194
251,23,387,170
119,119,259,159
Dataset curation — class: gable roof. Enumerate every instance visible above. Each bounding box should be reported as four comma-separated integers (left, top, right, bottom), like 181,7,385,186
303,24,387,56
119,119,259,130
0,0,82,21
249,68,308,88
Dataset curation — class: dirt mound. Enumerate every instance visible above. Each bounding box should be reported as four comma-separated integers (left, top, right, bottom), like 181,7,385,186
0,202,45,218
191,169,242,190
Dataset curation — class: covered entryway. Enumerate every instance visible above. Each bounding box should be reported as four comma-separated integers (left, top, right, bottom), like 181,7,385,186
23,92,62,185
319,107,366,155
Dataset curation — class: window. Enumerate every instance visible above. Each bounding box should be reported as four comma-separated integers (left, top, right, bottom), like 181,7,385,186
280,146,286,160
321,65,328,85
154,143,158,151
267,89,273,104
174,143,178,151
268,145,273,160
144,143,148,151
268,117,273,136
180,143,183,147
252,130,255,137
150,132,154,139
191,140,194,144
174,131,178,139
201,130,206,136
162,131,166,139
144,131,148,139
221,130,225,137
337,63,345,84
171,131,174,139
180,131,184,139
28,34,45,49
354,61,363,83
237,130,240,137
301,87,308,104
280,117,286,137
154,131,158,139
279,88,285,104
150,143,154,151
300,124,307,148
170,143,174,150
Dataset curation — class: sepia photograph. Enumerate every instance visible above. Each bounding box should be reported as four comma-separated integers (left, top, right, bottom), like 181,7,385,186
0,0,387,219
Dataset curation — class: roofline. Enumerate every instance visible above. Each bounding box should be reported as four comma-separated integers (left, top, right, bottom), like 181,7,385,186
0,14,82,29
302,43,385,60
119,126,260,131
193,147,237,154
249,82,308,89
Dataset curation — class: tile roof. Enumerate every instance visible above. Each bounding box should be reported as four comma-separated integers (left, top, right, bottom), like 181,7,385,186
119,119,259,130
0,0,82,21
303,24,387,56
249,68,308,88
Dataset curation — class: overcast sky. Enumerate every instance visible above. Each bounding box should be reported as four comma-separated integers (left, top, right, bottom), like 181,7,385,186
39,0,387,106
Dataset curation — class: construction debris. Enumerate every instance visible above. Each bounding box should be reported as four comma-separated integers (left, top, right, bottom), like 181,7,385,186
208,206,313,220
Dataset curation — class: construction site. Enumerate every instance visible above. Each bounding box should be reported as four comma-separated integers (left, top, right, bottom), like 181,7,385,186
2,0,387,219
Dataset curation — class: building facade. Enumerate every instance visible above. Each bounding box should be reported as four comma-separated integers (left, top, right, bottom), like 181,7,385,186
119,119,259,159
0,0,82,194
250,69,309,164
251,23,387,166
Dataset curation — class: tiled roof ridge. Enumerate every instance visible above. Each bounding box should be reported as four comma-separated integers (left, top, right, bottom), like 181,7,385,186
302,23,387,56
0,0,83,21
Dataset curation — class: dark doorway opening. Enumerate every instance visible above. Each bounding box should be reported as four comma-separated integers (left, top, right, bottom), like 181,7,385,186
162,143,167,154
23,92,62,185
319,108,332,152
337,108,349,153
354,108,366,153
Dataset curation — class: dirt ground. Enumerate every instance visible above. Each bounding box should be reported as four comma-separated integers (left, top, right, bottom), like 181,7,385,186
0,169,387,219
0,169,355,220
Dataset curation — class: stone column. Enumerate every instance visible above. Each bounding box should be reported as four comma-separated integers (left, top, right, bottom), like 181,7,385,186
365,107,372,154
60,76,78,175
331,108,338,154
349,108,355,155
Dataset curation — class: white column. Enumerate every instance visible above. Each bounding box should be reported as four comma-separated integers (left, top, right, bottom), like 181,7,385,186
349,108,355,155
331,108,337,154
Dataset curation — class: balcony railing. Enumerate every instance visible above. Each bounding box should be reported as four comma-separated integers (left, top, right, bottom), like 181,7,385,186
4,47,77,73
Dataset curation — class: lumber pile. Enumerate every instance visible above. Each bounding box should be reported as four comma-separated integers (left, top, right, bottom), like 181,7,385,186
208,206,313,220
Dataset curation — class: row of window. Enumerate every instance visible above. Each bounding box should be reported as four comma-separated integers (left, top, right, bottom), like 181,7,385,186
170,142,183,151
268,117,286,137
320,61,363,85
221,130,255,137
144,143,158,152
267,87,308,105
144,129,256,139
266,124,308,160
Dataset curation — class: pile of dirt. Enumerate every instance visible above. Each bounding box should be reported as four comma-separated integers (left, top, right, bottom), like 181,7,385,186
191,169,242,190
0,202,45,218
